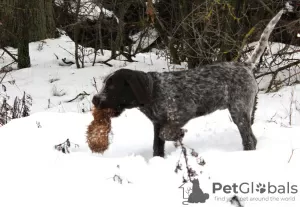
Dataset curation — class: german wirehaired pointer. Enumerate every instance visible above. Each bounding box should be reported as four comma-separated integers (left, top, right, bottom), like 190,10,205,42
92,5,291,157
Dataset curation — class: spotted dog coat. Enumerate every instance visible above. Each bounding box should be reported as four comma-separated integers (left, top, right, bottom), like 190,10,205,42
92,6,290,157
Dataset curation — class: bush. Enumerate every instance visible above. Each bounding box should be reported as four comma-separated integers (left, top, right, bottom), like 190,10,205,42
0,92,32,126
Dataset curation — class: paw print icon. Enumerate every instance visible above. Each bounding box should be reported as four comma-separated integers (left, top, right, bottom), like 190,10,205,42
256,183,266,194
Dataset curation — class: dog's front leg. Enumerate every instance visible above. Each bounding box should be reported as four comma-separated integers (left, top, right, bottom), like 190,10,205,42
153,123,165,157
159,124,186,141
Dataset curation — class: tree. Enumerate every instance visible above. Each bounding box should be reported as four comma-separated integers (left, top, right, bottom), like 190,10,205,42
74,0,81,68
28,0,56,40
0,0,56,47
44,0,56,38
17,0,30,69
0,0,57,68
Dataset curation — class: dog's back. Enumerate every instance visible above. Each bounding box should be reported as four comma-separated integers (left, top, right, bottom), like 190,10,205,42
148,62,257,123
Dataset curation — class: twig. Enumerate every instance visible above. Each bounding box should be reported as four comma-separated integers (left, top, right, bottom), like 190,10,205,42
92,77,99,93
267,112,278,124
58,45,75,57
177,138,198,182
54,139,79,154
230,195,243,207
62,58,75,65
256,60,300,79
256,59,300,93
288,148,299,163
179,140,191,181
97,60,113,67
96,52,132,67
106,165,132,184
0,50,4,59
0,61,15,74
113,175,123,184
289,89,294,126
65,91,90,103
53,53,59,60
1,47,18,62
255,0,275,16
0,71,8,84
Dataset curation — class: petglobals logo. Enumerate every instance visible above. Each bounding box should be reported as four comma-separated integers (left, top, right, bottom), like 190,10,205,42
213,182,298,203
213,182,298,195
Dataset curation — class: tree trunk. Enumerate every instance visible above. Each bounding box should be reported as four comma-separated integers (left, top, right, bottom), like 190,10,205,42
0,0,56,47
74,0,81,68
28,0,47,41
0,0,19,47
44,0,56,38
17,0,30,69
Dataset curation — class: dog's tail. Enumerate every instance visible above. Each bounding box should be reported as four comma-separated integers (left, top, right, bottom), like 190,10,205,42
245,2,293,66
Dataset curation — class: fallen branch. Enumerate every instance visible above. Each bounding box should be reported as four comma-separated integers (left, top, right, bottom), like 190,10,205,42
62,58,75,65
65,91,90,103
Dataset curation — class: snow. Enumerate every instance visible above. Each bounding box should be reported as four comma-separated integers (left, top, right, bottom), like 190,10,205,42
129,27,159,53
1,34,300,207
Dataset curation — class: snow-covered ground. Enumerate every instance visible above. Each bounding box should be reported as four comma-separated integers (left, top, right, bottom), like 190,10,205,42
0,34,300,207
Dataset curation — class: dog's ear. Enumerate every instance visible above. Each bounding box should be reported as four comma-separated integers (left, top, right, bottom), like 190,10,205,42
123,70,152,105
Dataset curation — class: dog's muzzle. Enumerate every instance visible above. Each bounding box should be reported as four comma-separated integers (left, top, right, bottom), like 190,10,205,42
92,94,106,107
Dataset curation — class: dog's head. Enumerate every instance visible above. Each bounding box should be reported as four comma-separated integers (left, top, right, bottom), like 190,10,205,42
92,69,153,116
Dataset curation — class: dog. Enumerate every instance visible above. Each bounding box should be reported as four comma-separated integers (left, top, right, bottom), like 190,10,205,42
92,5,290,158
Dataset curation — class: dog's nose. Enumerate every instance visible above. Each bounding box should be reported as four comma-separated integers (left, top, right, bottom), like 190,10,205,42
92,95,100,106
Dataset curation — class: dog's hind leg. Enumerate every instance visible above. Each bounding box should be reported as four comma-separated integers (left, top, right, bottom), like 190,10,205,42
229,104,257,151
153,123,165,157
